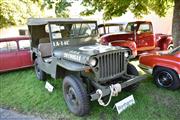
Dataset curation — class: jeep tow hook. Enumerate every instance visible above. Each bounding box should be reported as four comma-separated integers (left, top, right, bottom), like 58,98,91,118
90,75,147,103
96,83,122,106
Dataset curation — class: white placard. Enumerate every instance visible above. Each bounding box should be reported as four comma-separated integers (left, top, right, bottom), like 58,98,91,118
114,95,135,114
45,81,54,92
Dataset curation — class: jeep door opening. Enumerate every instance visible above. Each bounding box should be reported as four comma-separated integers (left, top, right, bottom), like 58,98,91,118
28,18,146,116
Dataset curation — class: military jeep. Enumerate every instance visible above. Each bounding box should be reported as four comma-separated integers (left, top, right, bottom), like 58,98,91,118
28,18,145,116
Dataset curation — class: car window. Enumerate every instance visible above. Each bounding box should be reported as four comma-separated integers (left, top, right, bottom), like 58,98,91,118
19,40,31,50
0,41,17,52
138,23,152,33
98,25,123,35
108,25,123,33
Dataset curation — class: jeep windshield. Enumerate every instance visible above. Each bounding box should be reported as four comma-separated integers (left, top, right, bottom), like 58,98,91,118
48,22,98,48
27,18,98,48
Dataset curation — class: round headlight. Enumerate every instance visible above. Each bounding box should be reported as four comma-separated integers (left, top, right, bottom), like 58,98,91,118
89,58,97,67
124,52,129,58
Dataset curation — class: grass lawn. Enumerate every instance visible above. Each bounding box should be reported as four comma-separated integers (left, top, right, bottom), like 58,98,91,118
0,62,180,120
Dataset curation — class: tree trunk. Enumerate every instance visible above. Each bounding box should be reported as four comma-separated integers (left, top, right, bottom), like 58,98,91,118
172,0,180,47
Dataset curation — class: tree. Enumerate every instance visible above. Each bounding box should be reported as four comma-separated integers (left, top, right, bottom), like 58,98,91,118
80,0,179,47
0,0,42,28
43,0,71,18
172,0,180,47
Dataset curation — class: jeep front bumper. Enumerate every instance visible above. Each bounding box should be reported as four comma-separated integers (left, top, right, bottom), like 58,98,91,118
90,75,147,101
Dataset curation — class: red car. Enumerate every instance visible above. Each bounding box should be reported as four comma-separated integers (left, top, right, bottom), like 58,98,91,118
0,37,33,72
139,46,180,90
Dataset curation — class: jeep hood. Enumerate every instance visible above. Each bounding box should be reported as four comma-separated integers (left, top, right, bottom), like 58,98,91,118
53,44,127,64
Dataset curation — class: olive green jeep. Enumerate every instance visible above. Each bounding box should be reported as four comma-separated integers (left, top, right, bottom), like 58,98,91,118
28,18,146,116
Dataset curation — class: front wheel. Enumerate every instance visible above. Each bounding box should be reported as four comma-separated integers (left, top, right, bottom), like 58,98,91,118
63,75,90,116
153,67,180,90
124,63,140,91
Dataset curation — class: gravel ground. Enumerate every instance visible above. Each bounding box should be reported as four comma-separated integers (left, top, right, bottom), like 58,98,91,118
0,108,43,120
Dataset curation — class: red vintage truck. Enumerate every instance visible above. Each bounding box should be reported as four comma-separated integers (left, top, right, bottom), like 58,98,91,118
100,21,173,57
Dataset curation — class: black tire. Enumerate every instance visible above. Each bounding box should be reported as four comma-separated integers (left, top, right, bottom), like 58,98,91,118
153,67,180,90
63,75,90,116
34,59,46,81
124,63,140,91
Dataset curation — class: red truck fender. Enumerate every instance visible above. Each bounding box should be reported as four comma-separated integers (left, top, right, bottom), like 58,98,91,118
157,35,173,50
110,40,137,57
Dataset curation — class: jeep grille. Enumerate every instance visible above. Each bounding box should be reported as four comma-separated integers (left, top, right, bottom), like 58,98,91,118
94,51,126,82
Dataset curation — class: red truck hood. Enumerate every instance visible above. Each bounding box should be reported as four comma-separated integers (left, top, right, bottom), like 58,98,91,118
102,32,132,37
100,32,137,56
110,40,137,57
100,32,134,44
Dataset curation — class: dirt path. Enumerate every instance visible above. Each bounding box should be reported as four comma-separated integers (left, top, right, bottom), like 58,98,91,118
0,108,43,120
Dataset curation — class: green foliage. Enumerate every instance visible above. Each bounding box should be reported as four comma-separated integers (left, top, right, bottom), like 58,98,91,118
81,0,174,20
0,0,42,28
43,0,71,18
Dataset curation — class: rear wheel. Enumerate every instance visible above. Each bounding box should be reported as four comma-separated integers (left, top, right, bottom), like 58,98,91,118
124,63,140,91
34,59,46,81
63,75,90,116
153,67,180,90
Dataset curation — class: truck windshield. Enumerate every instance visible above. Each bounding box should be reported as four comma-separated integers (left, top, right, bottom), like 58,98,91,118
48,22,98,47
125,23,138,32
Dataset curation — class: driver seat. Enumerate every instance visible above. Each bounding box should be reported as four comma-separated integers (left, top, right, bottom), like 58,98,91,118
38,43,52,63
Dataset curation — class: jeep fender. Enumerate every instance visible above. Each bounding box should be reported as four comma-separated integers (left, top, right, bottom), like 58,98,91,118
57,59,90,72
40,57,89,79
54,60,91,79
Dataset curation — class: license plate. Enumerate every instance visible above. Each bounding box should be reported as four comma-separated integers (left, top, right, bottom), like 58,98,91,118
45,81,54,92
114,95,135,114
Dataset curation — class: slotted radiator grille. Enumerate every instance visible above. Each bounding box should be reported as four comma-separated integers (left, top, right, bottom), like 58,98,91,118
96,51,126,81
